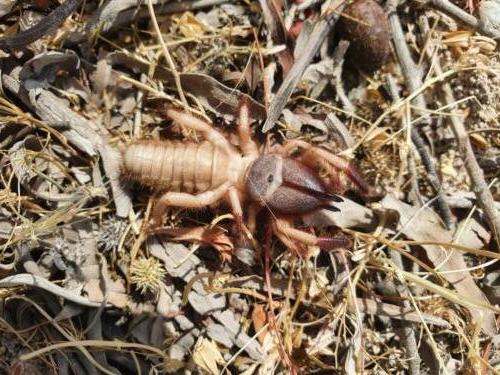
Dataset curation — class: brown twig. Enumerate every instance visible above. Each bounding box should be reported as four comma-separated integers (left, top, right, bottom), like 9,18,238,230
387,1,455,229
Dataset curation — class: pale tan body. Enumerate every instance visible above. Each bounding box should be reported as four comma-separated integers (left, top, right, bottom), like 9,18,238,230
123,140,253,194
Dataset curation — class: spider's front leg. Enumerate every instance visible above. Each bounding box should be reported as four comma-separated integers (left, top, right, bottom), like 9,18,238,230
279,139,371,196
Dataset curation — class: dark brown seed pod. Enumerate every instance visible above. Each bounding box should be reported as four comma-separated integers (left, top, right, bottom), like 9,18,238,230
337,0,391,71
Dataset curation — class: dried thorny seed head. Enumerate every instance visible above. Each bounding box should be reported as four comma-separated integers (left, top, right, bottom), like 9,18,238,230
97,217,127,253
129,257,166,295
337,0,391,71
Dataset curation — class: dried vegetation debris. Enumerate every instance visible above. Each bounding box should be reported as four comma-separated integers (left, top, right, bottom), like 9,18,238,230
0,0,499,374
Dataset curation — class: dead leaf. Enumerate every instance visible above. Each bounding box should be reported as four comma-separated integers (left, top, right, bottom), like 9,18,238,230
152,225,234,262
20,51,80,90
252,304,269,344
107,52,266,121
258,0,294,74
380,195,497,336
192,337,224,375
173,12,207,38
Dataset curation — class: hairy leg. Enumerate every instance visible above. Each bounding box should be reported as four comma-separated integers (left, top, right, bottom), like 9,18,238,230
246,203,261,234
227,186,244,229
237,97,259,157
150,182,231,227
166,108,237,156
274,218,351,252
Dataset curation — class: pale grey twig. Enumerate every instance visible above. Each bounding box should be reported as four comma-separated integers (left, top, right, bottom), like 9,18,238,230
262,6,346,132
419,18,500,247
388,3,454,229
386,250,422,375
428,0,500,39
0,274,105,307
332,39,356,113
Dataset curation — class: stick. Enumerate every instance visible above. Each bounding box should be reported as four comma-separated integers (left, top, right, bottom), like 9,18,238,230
332,39,356,113
428,0,500,39
147,0,187,106
388,2,455,229
262,5,346,132
419,17,500,247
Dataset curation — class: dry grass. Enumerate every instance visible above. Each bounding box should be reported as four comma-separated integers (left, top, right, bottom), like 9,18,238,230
0,1,499,374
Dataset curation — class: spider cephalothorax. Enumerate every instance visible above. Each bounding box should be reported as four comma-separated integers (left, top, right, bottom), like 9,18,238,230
245,154,343,215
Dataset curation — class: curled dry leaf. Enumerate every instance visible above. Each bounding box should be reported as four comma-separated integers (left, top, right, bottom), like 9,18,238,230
20,50,80,89
172,11,207,38
252,304,269,344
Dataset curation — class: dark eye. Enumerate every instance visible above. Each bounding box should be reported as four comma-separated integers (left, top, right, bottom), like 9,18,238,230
267,174,274,183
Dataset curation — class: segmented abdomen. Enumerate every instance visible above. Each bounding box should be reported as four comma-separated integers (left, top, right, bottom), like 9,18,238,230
122,141,230,193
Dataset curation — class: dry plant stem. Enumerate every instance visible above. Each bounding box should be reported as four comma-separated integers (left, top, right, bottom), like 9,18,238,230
264,222,297,374
19,339,169,363
427,0,500,39
387,251,421,375
262,5,345,132
384,75,421,374
388,4,454,229
0,274,105,307
420,39,500,247
386,74,422,206
332,39,355,113
146,0,187,106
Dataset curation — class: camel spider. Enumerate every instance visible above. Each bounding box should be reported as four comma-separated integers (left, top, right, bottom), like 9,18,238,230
121,100,369,252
